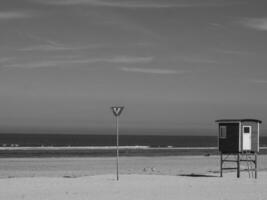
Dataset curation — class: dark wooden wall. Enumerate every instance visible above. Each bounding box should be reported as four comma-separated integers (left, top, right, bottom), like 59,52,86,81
219,123,239,153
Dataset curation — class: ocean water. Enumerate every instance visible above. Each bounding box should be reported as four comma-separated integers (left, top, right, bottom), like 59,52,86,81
0,134,267,147
0,134,266,157
0,134,218,147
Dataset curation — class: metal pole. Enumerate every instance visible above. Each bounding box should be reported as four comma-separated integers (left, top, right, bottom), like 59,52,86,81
116,116,119,181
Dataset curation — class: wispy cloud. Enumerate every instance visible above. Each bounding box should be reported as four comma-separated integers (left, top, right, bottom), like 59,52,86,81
17,32,108,52
0,11,32,20
17,30,153,51
19,32,61,46
4,60,85,69
108,56,153,64
34,0,240,8
213,48,253,55
250,79,267,84
0,57,14,63
240,18,267,31
120,67,189,75
3,56,153,68
169,55,218,65
178,56,218,64
19,44,90,52
19,43,152,52
0,57,15,71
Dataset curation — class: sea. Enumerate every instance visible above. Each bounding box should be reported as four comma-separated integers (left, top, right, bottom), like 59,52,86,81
0,134,266,157
0,134,219,147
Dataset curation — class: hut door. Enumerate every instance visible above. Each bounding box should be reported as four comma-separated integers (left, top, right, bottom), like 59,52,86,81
242,126,252,151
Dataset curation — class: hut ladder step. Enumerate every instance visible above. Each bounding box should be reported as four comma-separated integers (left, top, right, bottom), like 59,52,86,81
244,153,254,178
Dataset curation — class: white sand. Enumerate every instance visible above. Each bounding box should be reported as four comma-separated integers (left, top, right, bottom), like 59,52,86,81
0,156,222,177
1,156,267,200
1,173,267,200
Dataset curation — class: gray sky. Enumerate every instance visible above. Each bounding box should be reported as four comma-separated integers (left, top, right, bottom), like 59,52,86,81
0,0,267,135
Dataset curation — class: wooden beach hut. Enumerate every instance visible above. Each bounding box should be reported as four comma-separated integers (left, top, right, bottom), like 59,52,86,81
215,119,262,178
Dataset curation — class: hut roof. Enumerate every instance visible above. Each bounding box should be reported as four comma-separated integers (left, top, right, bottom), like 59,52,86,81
215,119,262,123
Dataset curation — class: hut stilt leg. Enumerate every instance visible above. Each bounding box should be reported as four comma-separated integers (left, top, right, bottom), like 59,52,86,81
237,153,240,178
255,153,257,179
220,152,223,177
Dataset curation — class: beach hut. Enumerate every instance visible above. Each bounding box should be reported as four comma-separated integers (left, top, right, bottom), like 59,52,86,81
215,119,262,178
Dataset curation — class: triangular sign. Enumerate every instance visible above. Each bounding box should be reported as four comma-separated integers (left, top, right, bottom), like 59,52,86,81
111,106,124,117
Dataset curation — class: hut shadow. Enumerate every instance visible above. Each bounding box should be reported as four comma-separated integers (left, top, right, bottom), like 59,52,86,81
178,173,218,178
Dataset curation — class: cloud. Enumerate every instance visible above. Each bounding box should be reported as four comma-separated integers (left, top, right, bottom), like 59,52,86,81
213,48,253,55
34,0,240,8
18,44,91,52
18,43,152,52
20,32,61,46
17,33,101,52
108,56,153,64
241,18,267,31
0,11,31,20
3,56,153,68
0,57,14,63
178,56,218,64
120,67,189,75
250,79,267,84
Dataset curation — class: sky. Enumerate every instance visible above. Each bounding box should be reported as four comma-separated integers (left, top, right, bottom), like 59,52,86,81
0,0,267,135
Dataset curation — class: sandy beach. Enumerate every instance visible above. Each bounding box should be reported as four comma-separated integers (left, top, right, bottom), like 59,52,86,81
1,155,267,199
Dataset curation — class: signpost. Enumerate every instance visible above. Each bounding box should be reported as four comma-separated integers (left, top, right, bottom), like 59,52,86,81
111,106,124,181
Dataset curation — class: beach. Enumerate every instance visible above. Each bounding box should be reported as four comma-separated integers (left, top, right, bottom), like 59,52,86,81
1,155,267,199
1,0,267,199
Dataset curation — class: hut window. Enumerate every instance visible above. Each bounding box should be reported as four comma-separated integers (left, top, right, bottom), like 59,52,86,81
243,126,251,134
220,126,227,138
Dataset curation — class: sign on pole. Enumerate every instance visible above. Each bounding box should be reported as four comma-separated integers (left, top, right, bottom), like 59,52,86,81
111,106,124,117
111,106,124,181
